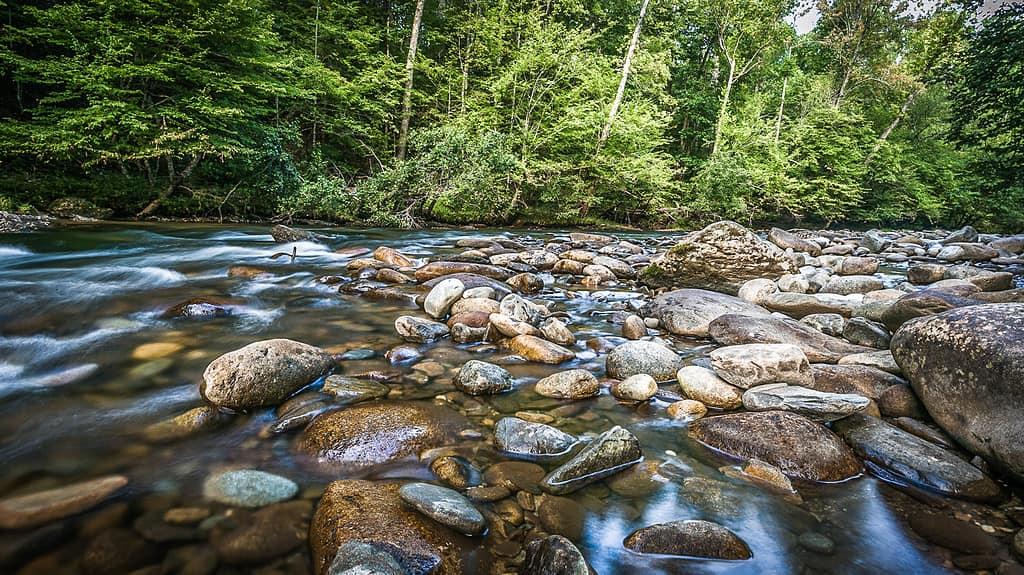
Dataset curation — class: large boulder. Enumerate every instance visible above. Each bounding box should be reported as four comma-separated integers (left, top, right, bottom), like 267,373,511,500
708,314,872,363
880,289,983,332
297,402,468,468
201,339,333,411
688,411,862,482
311,480,477,575
891,303,1024,480
833,414,1001,502
639,221,798,295
642,289,769,337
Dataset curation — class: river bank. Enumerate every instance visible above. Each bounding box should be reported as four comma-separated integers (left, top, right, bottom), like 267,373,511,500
0,221,1022,574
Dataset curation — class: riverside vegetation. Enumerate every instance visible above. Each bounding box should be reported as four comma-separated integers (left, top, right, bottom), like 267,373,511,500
0,220,1022,574
1,1,1023,230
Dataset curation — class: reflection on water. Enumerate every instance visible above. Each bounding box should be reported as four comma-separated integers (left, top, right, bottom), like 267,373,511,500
0,223,963,573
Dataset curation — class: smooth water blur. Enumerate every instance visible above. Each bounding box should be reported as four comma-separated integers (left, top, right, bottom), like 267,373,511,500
0,223,954,574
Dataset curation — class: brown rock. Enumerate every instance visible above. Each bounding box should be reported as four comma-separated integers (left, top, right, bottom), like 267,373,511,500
0,475,127,530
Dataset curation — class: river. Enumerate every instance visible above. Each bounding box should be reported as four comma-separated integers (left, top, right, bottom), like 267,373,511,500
0,223,964,573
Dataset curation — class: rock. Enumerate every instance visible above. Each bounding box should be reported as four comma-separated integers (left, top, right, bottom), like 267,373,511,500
327,541,406,575
605,340,683,381
907,511,997,555
838,256,879,275
938,243,999,262
494,417,578,458
806,364,905,399
163,296,232,319
141,406,229,443
202,469,298,508
422,273,513,297
311,480,471,575
503,335,575,364
535,495,586,541
908,263,947,285
611,374,658,401
0,475,127,530
321,376,389,403
822,275,883,295
689,411,862,481
0,211,54,232
508,272,543,293
837,350,901,373
522,535,590,575
710,343,813,389
535,369,599,399
763,292,859,318
798,532,835,555
676,365,743,409
769,227,821,256
642,289,769,337
540,317,576,346
802,313,846,337
489,312,542,337
298,402,468,468
667,399,708,419
483,461,546,493
832,415,1001,502
842,317,891,348
213,500,311,563
623,519,751,559
738,280,779,308
942,225,979,244
271,224,319,243
777,274,811,293
891,303,1024,479
395,315,450,343
945,265,1014,291
164,507,210,525
541,426,642,494
200,339,332,411
880,289,983,331
452,297,501,316
42,198,105,219
639,221,798,294
415,261,512,282
622,314,648,339
877,384,925,418
397,483,486,536
709,313,872,363
742,383,869,422
429,456,481,490
373,246,414,267
455,360,514,395
80,528,160,575
424,278,465,319
500,293,546,325
860,230,891,253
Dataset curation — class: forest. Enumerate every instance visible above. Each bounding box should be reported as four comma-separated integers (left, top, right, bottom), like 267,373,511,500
0,0,1021,230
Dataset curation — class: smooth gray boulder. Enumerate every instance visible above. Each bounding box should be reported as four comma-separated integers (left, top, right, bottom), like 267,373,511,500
742,383,870,422
891,303,1024,480
201,339,333,411
833,414,1001,502
642,289,769,337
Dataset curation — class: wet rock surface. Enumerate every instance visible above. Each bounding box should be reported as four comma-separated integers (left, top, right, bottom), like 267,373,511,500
689,411,862,481
201,338,333,411
624,519,752,559
4,221,1024,575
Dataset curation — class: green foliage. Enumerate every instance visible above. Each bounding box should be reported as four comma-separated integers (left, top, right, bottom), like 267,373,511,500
0,0,1019,230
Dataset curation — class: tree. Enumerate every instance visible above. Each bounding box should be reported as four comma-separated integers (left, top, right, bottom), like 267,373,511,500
396,0,426,161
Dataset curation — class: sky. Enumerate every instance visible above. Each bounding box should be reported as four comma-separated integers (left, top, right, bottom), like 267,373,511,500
785,0,1020,35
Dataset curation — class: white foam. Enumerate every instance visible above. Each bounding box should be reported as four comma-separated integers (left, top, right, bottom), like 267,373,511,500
0,246,32,257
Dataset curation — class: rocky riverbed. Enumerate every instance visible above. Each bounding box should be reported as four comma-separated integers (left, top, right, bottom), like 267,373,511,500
0,221,1023,574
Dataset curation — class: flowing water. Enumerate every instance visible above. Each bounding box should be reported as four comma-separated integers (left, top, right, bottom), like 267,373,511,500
0,224,965,574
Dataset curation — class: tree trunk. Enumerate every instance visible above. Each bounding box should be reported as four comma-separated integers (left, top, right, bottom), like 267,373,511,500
775,75,788,143
396,0,426,162
598,0,651,150
136,155,201,218
864,86,922,166
712,59,736,155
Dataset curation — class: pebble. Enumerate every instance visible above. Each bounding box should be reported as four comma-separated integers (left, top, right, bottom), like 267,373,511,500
202,470,298,508
397,482,486,536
